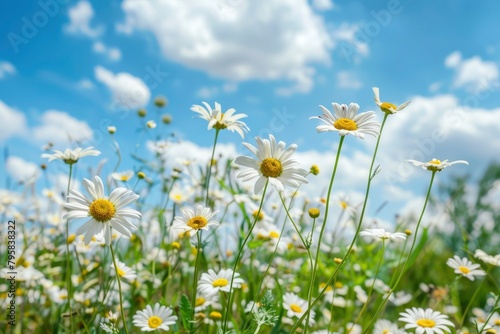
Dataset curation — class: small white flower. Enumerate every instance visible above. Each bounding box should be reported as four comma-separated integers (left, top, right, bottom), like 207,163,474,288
110,170,134,182
146,120,157,129
233,134,308,194
359,228,407,242
191,101,249,138
373,87,411,114
474,249,500,266
110,260,137,282
282,292,315,324
172,205,219,236
446,255,486,281
132,303,177,332
310,102,380,138
41,147,101,165
197,268,244,296
406,158,469,172
399,307,454,334
63,175,141,245
374,319,406,334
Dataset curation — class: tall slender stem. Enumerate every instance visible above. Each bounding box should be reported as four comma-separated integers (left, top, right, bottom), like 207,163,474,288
205,129,220,206
191,231,203,332
110,243,130,334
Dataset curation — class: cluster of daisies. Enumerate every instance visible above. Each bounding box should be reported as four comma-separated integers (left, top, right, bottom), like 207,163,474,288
1,88,498,333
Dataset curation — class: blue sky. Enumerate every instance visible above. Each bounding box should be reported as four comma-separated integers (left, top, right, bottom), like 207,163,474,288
1,0,499,225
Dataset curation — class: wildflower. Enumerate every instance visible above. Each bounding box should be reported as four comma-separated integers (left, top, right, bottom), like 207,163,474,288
282,292,315,324
137,109,147,117
233,134,308,194
108,126,116,134
172,205,219,236
310,164,320,175
110,260,137,282
110,170,134,182
474,249,500,266
446,255,486,281
63,175,141,245
374,319,405,334
406,159,469,172
146,120,156,129
41,147,101,165
359,228,407,242
162,114,172,124
310,102,380,138
308,208,320,219
372,87,411,114
132,303,177,331
154,96,167,108
197,268,244,296
191,101,249,138
399,307,454,334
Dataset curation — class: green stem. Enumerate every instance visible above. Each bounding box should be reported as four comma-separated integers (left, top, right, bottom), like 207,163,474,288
110,243,129,334
364,171,436,333
191,232,203,332
222,180,269,333
459,266,492,330
205,129,220,206
65,164,74,332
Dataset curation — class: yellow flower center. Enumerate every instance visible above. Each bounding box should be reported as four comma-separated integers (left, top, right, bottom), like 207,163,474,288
269,231,279,238
495,320,500,326
290,304,302,313
171,241,181,250
334,282,343,289
340,201,348,210
212,278,229,287
195,297,205,307
120,175,129,181
117,268,125,277
334,118,357,131
187,216,208,230
147,315,163,329
458,266,470,274
260,158,283,178
416,319,436,328
380,102,397,112
210,311,222,320
429,159,441,165
382,330,390,334
89,199,115,222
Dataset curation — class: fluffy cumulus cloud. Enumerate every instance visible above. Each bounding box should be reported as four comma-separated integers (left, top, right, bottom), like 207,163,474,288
0,61,16,79
64,0,103,38
118,0,332,95
0,100,27,141
93,41,121,61
6,156,40,184
445,51,499,92
95,66,150,109
32,110,93,144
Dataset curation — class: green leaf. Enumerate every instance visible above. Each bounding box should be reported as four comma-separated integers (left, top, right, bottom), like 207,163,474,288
179,294,193,331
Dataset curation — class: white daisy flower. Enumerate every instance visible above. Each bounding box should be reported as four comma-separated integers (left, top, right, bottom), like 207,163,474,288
233,134,308,194
399,307,454,334
132,303,177,332
373,87,411,114
146,120,157,129
474,249,500,266
282,292,315,324
63,175,141,245
172,205,219,236
446,255,486,281
191,101,249,138
374,319,406,334
41,147,101,165
110,170,134,182
359,228,407,242
310,102,380,138
197,268,244,296
110,260,137,282
406,158,469,172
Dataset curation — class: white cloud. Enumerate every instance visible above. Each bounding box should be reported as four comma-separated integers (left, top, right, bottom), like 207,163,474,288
93,41,121,61
0,100,27,142
64,1,103,38
445,51,499,92
0,61,16,79
94,66,150,109
196,82,238,98
331,23,369,63
337,71,362,89
33,110,93,144
312,0,334,11
428,81,441,92
77,78,94,89
118,0,332,95
6,156,39,184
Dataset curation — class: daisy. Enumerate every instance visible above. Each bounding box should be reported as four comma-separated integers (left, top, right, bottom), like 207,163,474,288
373,87,411,114
132,303,177,332
63,175,141,245
41,147,101,165
233,134,308,194
282,292,315,324
310,102,380,138
191,101,249,138
406,159,469,172
374,319,405,334
474,249,500,266
172,205,219,236
110,170,134,182
197,268,244,296
359,228,407,242
110,260,137,282
399,307,454,334
446,255,486,281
